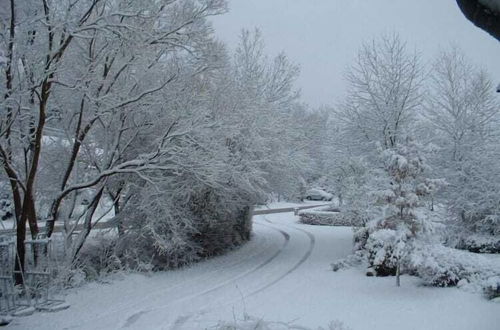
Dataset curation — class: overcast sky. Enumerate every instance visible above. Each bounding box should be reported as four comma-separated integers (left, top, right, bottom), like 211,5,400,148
211,0,500,108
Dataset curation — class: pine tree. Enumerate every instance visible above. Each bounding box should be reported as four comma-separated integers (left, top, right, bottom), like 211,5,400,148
366,139,444,286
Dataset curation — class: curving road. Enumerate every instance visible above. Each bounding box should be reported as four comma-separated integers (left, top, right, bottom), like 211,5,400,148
10,210,354,330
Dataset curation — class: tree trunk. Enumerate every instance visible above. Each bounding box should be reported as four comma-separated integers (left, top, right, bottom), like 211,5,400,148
396,262,401,287
14,219,26,285
70,186,104,263
114,199,125,237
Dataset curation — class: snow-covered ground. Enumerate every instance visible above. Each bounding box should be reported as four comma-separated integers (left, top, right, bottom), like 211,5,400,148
8,212,500,330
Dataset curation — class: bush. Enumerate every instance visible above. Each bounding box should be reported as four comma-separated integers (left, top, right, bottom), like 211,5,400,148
191,205,253,258
408,243,500,292
331,251,367,272
74,234,122,281
455,234,500,253
116,186,255,271
298,206,364,226
364,229,401,276
353,227,369,251
484,277,500,300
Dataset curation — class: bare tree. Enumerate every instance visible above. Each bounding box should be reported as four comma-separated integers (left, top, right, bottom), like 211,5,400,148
0,0,227,281
336,34,424,154
424,48,500,236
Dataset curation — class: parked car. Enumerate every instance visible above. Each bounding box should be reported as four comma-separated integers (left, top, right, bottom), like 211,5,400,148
305,188,333,201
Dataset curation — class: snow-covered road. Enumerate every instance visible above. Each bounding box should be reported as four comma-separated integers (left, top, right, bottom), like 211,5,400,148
10,212,500,330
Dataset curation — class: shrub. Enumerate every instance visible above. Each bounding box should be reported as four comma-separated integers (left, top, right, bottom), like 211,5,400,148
116,186,255,271
455,234,500,253
364,229,401,276
408,243,500,291
484,277,500,300
74,234,122,281
331,251,367,272
298,206,364,226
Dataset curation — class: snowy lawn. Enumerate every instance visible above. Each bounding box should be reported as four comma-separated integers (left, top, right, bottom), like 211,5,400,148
8,212,500,330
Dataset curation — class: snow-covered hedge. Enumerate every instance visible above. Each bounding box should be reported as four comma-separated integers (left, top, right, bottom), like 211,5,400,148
455,234,500,254
408,243,500,291
298,206,363,226
116,201,254,271
74,234,122,281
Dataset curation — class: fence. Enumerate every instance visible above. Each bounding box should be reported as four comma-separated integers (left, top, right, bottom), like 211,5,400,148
0,234,68,316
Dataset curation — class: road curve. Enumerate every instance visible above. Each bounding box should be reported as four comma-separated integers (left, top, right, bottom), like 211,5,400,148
10,210,337,330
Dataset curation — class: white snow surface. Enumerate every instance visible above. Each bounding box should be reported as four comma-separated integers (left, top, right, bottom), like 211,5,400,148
9,212,500,330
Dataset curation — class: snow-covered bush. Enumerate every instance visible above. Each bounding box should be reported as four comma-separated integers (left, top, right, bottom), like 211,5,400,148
116,164,258,270
364,229,405,276
361,141,445,284
298,205,364,226
455,234,500,254
74,235,122,281
484,277,500,300
331,251,367,272
408,243,500,292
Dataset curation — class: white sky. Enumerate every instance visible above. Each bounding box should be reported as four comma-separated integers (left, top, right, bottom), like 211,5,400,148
211,0,500,108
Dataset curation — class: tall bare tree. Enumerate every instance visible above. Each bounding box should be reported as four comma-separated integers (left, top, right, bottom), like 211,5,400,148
336,34,424,155
0,0,227,281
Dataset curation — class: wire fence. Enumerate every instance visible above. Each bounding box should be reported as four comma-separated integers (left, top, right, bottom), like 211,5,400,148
0,234,68,316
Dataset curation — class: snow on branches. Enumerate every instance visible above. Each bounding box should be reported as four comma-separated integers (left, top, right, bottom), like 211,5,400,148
364,140,445,284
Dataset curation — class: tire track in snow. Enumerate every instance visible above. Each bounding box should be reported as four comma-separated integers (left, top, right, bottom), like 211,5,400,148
170,216,315,330
72,222,283,329
197,224,290,298
246,222,315,298
121,222,290,328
